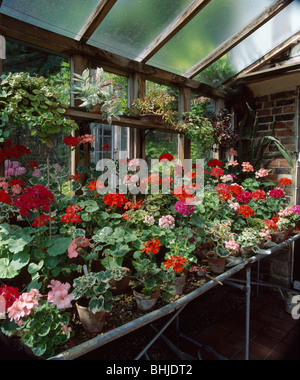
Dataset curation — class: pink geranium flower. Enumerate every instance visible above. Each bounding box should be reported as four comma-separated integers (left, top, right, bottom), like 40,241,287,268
47,280,73,310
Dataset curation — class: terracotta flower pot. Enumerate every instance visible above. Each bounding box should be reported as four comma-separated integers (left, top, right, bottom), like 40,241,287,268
133,290,160,311
206,251,226,274
241,246,254,257
272,231,286,244
169,274,186,296
76,301,105,334
111,268,131,296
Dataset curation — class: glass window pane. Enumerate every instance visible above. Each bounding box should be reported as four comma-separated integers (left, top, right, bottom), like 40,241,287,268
195,1,300,86
147,0,278,75
89,0,193,60
145,131,178,163
1,0,101,38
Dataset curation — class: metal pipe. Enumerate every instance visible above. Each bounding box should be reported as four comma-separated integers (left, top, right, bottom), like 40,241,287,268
245,266,251,361
49,260,248,360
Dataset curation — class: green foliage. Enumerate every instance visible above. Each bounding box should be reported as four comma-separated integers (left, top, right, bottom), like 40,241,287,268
71,67,122,124
0,72,77,147
181,102,215,157
237,104,294,170
72,269,119,314
1,301,71,359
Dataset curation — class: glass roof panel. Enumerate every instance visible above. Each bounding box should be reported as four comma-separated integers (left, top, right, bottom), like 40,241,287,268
1,0,100,39
147,0,279,75
88,0,194,60
195,1,300,87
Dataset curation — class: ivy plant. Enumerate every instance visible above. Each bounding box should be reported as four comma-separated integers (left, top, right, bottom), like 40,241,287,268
0,72,78,147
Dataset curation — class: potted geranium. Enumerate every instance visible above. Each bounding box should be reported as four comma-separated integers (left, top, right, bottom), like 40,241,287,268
237,228,261,257
131,237,173,311
72,269,120,333
205,221,239,273
1,288,72,359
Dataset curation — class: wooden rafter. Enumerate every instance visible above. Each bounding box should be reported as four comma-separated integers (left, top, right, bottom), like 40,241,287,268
238,61,300,82
75,0,117,43
136,0,212,63
184,0,293,78
0,13,224,98
225,30,300,86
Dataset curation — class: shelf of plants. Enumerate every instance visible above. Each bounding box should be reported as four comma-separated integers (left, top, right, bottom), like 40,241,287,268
1,71,300,360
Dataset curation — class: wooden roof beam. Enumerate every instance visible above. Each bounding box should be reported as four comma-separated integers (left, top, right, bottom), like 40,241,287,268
75,0,117,43
224,30,300,87
184,0,293,78
237,61,300,83
136,0,212,63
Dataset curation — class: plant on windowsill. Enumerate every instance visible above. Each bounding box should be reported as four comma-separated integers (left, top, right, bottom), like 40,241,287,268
71,67,122,124
126,90,181,128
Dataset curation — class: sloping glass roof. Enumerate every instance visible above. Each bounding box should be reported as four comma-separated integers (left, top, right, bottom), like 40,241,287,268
1,0,300,88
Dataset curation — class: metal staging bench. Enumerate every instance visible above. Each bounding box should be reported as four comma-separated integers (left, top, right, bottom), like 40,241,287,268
49,234,300,361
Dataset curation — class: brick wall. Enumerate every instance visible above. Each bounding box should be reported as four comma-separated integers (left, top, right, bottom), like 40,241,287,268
254,90,298,288
255,90,297,203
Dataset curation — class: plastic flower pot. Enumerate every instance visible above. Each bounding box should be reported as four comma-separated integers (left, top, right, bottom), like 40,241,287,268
206,251,226,274
240,246,254,257
133,290,160,311
76,301,106,334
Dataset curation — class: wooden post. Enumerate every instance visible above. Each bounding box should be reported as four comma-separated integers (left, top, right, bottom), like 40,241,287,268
0,34,4,177
128,73,146,159
70,54,89,179
178,87,191,165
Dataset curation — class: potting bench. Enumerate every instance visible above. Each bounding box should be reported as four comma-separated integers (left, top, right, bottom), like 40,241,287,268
49,234,300,361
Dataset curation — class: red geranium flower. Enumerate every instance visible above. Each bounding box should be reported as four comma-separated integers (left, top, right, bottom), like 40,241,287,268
103,193,128,208
32,214,55,228
0,189,12,205
210,166,224,178
63,135,80,147
164,255,187,273
159,153,174,162
142,238,161,255
61,204,82,224
207,159,223,167
28,161,39,169
13,185,54,217
87,180,104,191
237,205,255,219
101,144,110,150
268,187,285,199
252,190,267,200
0,283,20,309
279,178,292,186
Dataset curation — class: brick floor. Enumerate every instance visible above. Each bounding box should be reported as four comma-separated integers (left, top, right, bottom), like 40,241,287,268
176,287,300,360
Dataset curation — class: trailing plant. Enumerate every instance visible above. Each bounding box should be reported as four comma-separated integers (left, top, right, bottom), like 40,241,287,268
0,72,78,147
180,103,215,156
71,67,122,124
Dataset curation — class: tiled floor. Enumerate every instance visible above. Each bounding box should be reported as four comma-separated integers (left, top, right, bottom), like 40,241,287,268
177,287,300,360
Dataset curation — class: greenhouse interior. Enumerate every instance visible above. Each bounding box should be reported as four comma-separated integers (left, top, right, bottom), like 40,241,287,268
0,0,299,362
